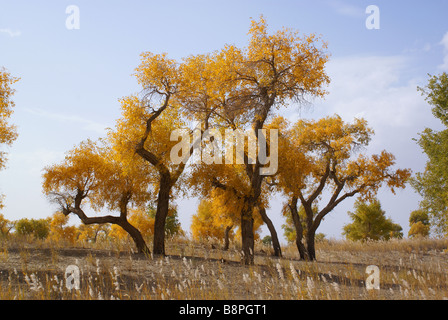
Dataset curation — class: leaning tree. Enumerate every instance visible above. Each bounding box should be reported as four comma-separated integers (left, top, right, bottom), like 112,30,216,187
188,16,330,264
276,115,411,260
42,139,153,253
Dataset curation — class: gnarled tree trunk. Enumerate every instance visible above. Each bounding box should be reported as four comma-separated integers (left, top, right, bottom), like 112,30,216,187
118,219,150,254
152,172,171,255
258,206,282,257
223,225,233,251
67,190,150,254
288,197,308,260
240,199,255,265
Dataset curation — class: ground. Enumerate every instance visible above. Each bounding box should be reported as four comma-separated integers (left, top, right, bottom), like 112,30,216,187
0,237,447,300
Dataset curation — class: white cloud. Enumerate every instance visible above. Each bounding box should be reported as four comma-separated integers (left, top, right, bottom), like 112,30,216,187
328,0,364,18
287,53,442,174
439,31,448,71
25,108,108,135
283,54,436,237
312,55,429,129
0,28,21,37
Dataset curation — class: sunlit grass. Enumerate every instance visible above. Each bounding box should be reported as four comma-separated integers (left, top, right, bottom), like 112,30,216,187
0,236,447,300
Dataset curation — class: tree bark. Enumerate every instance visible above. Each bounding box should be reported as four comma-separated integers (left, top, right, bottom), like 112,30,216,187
257,206,282,257
288,197,308,260
223,225,233,251
152,172,171,256
118,219,150,254
67,193,149,254
306,230,316,261
240,200,255,265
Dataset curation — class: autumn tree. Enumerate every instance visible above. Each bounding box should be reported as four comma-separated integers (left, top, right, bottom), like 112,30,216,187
43,16,327,263
277,115,411,260
0,68,19,210
114,51,222,255
281,204,320,245
191,198,230,244
411,72,448,236
78,223,110,243
186,16,330,264
15,218,50,240
343,199,403,241
188,137,282,258
408,209,430,238
48,212,78,244
191,189,263,250
0,213,13,237
42,139,153,253
128,208,154,239
0,68,18,171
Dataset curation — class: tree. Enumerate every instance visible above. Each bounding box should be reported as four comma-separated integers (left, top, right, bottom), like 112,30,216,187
191,198,232,245
261,235,272,247
281,203,317,243
408,209,430,238
0,213,13,237
48,212,78,244
188,143,281,258
0,68,19,210
114,52,214,255
277,115,411,260
78,223,110,243
186,16,330,264
42,139,153,253
343,199,403,241
190,190,263,250
0,68,19,171
15,218,50,240
411,72,448,236
109,208,154,242
129,208,155,239
146,205,183,237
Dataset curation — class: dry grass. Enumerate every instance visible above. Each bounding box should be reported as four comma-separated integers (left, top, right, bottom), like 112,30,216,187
0,236,447,300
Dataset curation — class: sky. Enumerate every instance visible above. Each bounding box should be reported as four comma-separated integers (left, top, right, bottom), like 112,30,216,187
1,0,448,241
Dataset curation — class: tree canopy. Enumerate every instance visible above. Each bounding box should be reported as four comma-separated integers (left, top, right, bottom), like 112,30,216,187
42,138,153,253
0,68,18,171
411,72,448,236
343,199,403,241
276,115,411,259
0,68,19,211
36,17,416,264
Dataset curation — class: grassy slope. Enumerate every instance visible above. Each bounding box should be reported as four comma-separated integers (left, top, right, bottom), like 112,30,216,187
0,236,447,300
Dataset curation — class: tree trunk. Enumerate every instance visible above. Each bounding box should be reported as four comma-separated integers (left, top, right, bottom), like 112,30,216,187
306,230,316,261
296,235,308,260
257,206,282,257
240,201,255,265
153,173,171,256
223,225,233,251
289,197,308,260
69,195,150,255
119,219,150,254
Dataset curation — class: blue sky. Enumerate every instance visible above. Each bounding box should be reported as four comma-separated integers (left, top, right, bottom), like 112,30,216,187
1,0,448,240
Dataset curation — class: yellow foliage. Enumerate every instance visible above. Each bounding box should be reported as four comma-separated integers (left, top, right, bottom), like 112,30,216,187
42,138,154,212
128,208,154,238
245,15,330,106
0,213,12,236
109,208,155,241
276,114,411,201
48,212,78,245
191,189,263,242
191,198,228,242
408,221,430,238
0,68,19,171
77,224,110,243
